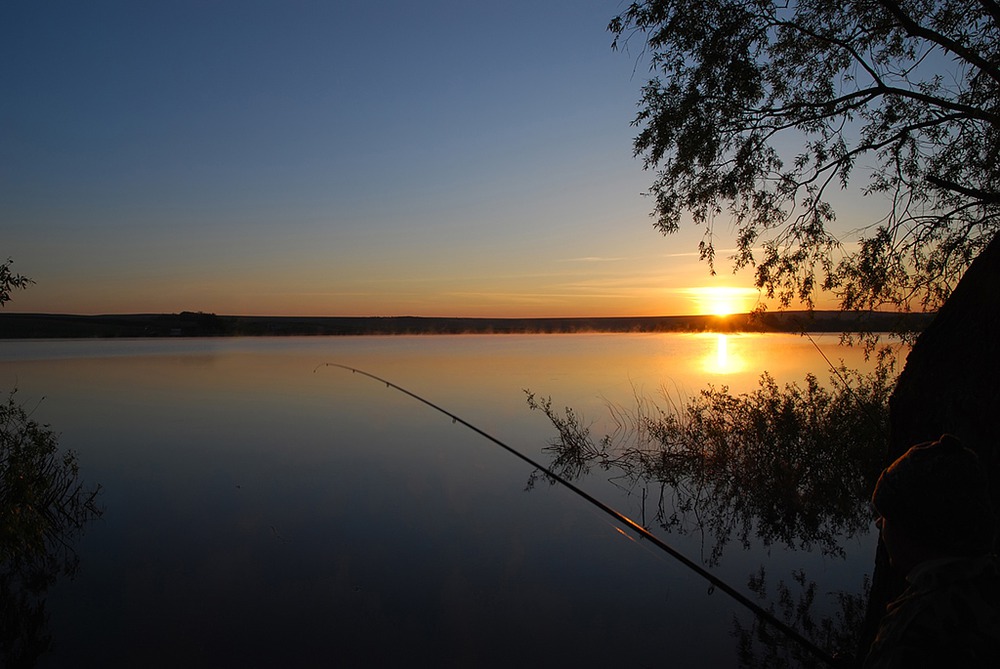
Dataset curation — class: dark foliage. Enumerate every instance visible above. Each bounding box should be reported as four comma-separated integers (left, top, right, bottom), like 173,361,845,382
0,259,32,308
612,1,1000,313
527,365,892,565
735,568,871,668
0,393,102,668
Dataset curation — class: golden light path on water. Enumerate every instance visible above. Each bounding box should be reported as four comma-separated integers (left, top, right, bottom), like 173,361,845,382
703,333,746,375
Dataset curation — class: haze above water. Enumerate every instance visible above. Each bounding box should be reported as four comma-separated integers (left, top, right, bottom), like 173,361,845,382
1,333,889,667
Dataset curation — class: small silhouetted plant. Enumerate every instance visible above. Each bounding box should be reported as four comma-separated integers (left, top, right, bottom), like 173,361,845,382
0,258,32,308
1,391,102,568
1,391,103,667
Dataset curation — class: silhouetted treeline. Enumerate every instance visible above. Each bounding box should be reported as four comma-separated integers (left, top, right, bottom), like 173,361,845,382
0,310,933,338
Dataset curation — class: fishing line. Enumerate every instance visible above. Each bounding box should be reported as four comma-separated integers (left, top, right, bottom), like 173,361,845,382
798,326,890,434
319,362,837,667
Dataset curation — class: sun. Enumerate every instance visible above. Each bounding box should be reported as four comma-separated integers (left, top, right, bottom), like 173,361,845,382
708,296,736,317
690,286,756,317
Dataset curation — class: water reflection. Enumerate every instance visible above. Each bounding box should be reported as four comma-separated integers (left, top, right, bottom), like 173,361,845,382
734,568,871,668
0,335,897,667
701,333,747,375
0,392,102,668
717,333,728,370
528,366,890,563
528,363,894,663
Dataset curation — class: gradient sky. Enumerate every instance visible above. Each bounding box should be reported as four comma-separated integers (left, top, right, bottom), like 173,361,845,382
3,0,813,317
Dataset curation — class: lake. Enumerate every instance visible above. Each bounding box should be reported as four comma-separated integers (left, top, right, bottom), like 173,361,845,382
0,333,890,667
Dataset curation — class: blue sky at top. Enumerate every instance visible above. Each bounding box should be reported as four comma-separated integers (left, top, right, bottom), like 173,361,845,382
3,1,798,316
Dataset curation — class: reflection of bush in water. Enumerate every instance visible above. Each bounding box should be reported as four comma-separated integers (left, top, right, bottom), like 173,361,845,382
526,364,892,564
1,391,103,667
528,366,889,665
735,568,871,668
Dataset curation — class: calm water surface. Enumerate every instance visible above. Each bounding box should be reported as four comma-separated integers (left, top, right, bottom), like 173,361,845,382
0,333,886,667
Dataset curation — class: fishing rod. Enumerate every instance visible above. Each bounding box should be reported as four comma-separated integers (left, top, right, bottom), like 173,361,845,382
319,362,838,667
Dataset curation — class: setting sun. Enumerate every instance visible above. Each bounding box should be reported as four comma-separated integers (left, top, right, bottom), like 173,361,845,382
687,286,758,316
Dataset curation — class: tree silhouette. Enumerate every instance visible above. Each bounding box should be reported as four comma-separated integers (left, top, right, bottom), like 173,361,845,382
609,3,1000,659
611,1,999,313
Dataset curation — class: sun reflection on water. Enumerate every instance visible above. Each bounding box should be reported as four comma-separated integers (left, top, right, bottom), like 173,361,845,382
702,333,746,375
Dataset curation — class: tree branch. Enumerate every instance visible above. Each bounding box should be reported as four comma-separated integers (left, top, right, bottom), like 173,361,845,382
779,114,967,191
976,0,1000,28
773,19,888,89
926,175,1000,204
771,19,999,126
756,89,882,120
876,0,1000,86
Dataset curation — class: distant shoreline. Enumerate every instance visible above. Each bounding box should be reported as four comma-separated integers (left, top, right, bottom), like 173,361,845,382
0,311,933,339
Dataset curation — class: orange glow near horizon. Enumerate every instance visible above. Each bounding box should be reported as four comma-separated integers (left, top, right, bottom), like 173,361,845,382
685,286,759,317
10,280,770,319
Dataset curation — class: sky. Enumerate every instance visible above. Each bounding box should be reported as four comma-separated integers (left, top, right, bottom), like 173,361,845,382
4,0,790,318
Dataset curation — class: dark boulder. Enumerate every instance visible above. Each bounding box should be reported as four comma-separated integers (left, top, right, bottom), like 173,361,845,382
858,232,1000,660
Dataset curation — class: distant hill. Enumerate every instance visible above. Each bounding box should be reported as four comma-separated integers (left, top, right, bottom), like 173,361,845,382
0,310,934,338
